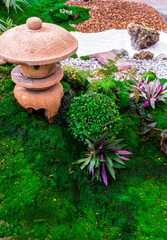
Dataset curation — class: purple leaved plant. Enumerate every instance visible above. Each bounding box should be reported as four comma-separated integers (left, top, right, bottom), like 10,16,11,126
73,132,132,186
132,77,167,109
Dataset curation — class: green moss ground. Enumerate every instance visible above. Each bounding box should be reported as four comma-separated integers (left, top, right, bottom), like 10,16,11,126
0,0,90,31
0,64,167,239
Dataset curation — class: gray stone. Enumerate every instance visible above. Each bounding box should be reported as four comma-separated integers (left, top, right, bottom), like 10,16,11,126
111,48,129,57
127,22,160,50
154,53,167,60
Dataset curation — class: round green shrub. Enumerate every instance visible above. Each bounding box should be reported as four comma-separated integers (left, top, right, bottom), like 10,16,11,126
67,92,122,141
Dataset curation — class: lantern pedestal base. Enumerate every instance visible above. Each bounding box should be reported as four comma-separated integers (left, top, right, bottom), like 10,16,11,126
14,83,64,123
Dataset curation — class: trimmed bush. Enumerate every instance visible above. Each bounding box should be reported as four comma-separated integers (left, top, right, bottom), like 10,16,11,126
62,64,90,92
67,92,122,141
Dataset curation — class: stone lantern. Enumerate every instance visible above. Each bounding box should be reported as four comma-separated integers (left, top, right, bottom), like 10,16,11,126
0,17,78,123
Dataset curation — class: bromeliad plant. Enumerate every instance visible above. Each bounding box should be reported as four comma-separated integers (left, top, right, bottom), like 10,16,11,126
132,77,167,108
73,132,133,186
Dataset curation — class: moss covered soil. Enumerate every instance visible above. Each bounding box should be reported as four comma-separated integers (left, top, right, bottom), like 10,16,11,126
0,62,167,240
0,0,167,238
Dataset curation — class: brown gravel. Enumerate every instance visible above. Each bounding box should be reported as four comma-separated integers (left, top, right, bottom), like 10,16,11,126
65,0,167,32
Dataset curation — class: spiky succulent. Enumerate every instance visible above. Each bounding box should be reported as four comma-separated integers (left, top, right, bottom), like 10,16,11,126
73,132,132,186
132,77,167,108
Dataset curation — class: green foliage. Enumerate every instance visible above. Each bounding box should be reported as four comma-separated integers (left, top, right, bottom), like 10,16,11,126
2,0,29,12
54,89,75,125
53,12,69,23
141,21,153,30
74,132,132,186
67,92,122,141
71,53,78,58
0,17,16,32
0,65,83,239
87,77,131,111
97,57,120,78
80,55,90,60
0,0,90,31
132,76,167,108
141,70,157,81
62,64,90,92
61,81,71,90
50,2,91,26
0,51,167,240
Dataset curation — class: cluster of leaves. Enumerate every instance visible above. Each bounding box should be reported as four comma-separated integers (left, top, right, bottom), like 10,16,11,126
62,64,90,92
97,57,120,78
1,0,29,12
80,55,90,61
0,0,91,32
54,88,75,125
0,17,16,32
67,92,122,141
74,132,132,186
50,2,90,29
87,76,131,110
132,76,167,108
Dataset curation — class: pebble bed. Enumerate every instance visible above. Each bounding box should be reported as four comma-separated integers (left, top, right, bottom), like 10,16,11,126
61,56,167,79
61,57,101,70
124,57,167,79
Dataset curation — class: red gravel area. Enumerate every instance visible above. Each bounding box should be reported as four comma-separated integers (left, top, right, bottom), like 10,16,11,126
65,0,167,32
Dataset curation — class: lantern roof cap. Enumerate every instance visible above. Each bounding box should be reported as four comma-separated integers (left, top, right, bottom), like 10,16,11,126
0,17,78,65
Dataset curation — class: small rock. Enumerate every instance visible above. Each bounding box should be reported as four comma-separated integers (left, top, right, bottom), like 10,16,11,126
127,22,160,50
94,51,131,71
154,53,167,60
111,48,129,57
133,51,154,60
0,58,6,65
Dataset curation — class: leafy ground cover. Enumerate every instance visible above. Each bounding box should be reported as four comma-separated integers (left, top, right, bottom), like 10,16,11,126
0,1,167,239
0,60,167,239
0,0,90,31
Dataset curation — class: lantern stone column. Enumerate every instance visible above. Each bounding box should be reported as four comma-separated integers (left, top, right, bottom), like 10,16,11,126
0,17,78,123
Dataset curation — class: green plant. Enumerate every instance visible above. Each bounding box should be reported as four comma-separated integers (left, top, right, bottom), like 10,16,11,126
141,70,157,81
87,76,131,110
73,132,132,186
132,77,167,108
71,53,78,58
0,17,16,32
67,92,122,141
2,0,29,12
50,2,91,29
0,0,90,32
53,12,69,23
97,57,120,78
54,89,75,125
61,81,71,90
141,21,153,31
80,55,90,60
62,64,90,92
